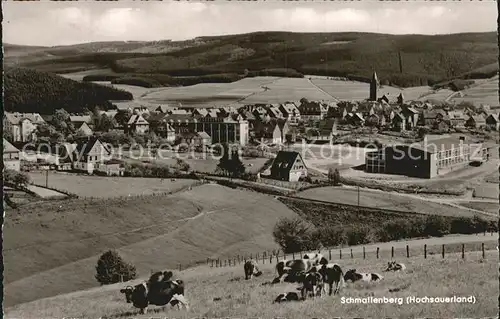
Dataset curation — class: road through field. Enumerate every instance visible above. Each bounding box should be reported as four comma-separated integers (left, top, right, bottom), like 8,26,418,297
25,185,67,199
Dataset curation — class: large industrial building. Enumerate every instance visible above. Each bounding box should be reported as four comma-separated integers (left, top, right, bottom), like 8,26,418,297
365,136,490,179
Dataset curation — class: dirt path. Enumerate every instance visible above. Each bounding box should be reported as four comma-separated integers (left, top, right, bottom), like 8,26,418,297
26,185,67,199
307,78,340,102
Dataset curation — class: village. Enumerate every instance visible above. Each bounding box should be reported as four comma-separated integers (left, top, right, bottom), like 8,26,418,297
3,71,499,184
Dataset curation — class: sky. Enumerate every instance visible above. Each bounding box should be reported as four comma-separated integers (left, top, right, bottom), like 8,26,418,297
3,1,497,46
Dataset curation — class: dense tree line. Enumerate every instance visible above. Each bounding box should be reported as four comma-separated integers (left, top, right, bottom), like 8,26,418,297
4,68,133,114
17,32,497,89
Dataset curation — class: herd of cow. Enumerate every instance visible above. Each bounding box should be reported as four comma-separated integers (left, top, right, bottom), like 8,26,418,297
119,252,406,315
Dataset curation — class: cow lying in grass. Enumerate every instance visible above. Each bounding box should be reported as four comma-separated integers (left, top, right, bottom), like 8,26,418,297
344,269,384,283
273,292,300,303
385,261,406,272
120,271,189,314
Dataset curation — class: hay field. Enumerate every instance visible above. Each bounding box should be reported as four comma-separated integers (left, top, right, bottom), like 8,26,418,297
311,79,433,101
459,201,499,214
450,77,499,107
295,186,483,218
6,250,498,319
3,184,299,307
28,171,198,198
141,76,280,106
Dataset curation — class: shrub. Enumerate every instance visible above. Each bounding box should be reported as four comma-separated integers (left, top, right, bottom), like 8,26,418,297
313,227,346,247
273,217,316,253
4,170,30,189
424,215,451,237
345,225,373,246
95,250,137,285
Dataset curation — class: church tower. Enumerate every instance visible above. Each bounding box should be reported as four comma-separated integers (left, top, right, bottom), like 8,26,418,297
369,71,379,101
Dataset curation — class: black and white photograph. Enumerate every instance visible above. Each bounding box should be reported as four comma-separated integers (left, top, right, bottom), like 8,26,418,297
2,1,499,318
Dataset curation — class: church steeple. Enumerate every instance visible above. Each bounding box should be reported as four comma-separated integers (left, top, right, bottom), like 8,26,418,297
369,71,379,101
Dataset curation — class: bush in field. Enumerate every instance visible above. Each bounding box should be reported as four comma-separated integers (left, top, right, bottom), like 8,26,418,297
4,170,30,189
423,215,451,237
313,227,347,247
273,218,319,253
345,225,373,246
95,250,137,285
175,158,191,172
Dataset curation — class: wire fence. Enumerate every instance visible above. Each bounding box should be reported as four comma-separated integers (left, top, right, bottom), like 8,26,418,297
203,238,497,269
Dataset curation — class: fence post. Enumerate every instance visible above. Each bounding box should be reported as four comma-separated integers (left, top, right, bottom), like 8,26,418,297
207,257,209,265
391,246,394,259
424,244,427,259
363,247,366,259
350,248,353,259
329,249,332,260
250,253,253,260
482,243,485,258
262,254,265,264
406,245,409,258
224,260,227,267
376,247,379,259
275,253,279,263
234,257,236,266
340,249,342,260
442,244,445,258
211,259,214,267
462,244,465,259
270,253,273,264
292,252,295,260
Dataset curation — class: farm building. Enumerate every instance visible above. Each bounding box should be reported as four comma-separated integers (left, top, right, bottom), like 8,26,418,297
3,138,20,171
365,136,490,179
269,151,308,182
3,112,45,142
126,114,150,135
485,113,499,131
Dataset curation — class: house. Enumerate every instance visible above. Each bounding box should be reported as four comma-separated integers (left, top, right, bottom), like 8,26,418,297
126,114,149,134
3,138,20,171
485,113,500,131
133,106,150,115
72,137,112,174
346,112,365,126
391,113,406,132
419,110,449,127
298,100,328,121
465,115,486,129
365,113,381,127
269,151,308,182
180,131,212,147
3,112,45,142
156,105,171,113
75,122,93,136
279,102,301,124
448,111,467,128
255,121,282,144
70,115,93,129
193,108,209,117
401,107,419,129
268,104,284,119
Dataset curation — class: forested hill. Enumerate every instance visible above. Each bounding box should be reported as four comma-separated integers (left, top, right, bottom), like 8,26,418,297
4,68,133,114
5,32,499,87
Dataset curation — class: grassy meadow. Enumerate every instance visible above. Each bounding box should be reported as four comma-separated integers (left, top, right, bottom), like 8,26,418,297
28,171,199,198
5,250,498,319
3,184,299,307
294,186,484,218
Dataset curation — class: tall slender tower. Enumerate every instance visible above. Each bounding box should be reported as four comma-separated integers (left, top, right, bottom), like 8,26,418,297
369,71,379,101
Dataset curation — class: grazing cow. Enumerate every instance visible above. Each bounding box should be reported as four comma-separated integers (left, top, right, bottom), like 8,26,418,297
318,263,345,296
273,292,300,303
303,253,328,266
344,269,384,283
276,259,315,279
120,283,149,314
300,271,325,300
385,261,406,272
244,260,263,280
147,273,189,310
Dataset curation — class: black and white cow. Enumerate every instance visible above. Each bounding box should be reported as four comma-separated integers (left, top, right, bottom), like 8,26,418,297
318,263,345,296
300,270,326,300
385,261,406,272
120,282,149,314
244,260,263,280
303,253,328,266
273,292,300,303
344,269,384,283
275,259,315,283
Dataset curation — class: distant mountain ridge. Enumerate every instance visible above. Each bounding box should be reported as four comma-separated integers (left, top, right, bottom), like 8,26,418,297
4,31,499,88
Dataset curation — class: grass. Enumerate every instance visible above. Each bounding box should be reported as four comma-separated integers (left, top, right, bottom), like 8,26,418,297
294,186,481,218
27,172,199,198
3,184,300,307
5,250,498,319
450,77,499,107
459,202,499,214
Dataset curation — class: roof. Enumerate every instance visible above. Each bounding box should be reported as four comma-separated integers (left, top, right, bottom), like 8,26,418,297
75,137,111,157
409,136,474,154
165,114,195,122
270,151,305,172
70,115,92,124
197,131,211,139
4,112,45,125
3,138,19,153
469,115,486,122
